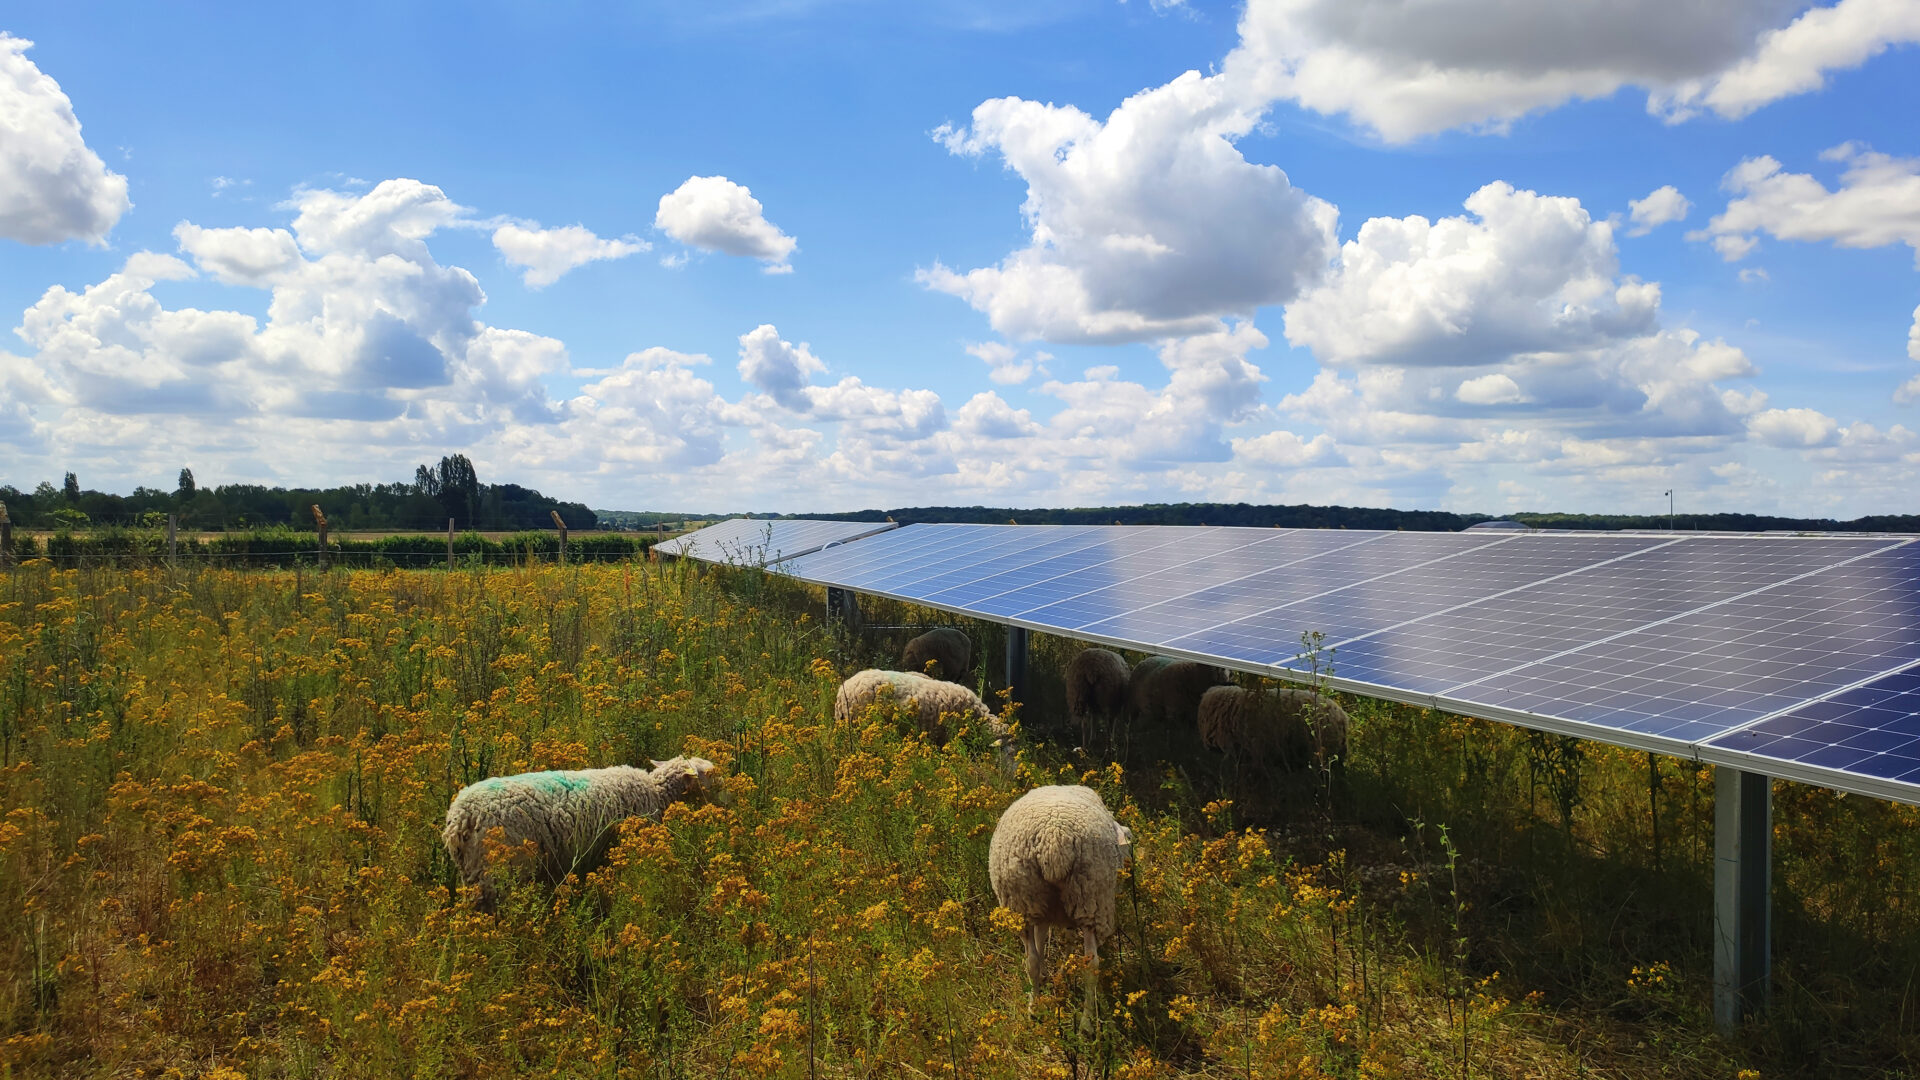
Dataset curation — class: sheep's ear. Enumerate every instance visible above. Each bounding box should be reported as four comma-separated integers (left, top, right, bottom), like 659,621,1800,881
650,759,667,769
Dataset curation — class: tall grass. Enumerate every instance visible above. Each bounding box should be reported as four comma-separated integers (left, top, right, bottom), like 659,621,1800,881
0,558,1916,1077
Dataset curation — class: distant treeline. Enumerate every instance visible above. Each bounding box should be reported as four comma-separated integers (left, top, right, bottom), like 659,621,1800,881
790,502,1920,533
6,526,657,569
1,455,595,532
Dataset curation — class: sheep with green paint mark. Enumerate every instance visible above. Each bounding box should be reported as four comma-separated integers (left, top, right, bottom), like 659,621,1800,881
441,756,720,908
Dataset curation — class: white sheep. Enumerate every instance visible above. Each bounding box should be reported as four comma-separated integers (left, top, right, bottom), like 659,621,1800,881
834,668,1004,742
442,756,720,908
1064,647,1130,752
988,785,1133,1007
902,627,973,681
1197,685,1349,773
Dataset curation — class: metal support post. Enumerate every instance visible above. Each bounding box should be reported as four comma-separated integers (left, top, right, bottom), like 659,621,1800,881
0,503,12,567
447,518,455,571
826,586,850,623
1714,766,1771,1032
167,514,178,565
1004,626,1030,712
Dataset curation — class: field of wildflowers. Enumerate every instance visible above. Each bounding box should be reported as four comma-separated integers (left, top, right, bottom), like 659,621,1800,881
3,557,1919,1078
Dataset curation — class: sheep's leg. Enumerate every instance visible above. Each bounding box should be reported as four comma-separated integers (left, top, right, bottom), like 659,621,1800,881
1021,922,1046,1009
1080,927,1102,1028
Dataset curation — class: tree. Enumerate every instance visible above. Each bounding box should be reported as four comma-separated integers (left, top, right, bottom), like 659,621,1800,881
435,454,480,528
62,472,79,502
177,467,196,497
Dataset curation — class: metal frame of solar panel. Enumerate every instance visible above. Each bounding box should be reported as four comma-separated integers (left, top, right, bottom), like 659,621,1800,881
655,518,897,568
779,524,1920,806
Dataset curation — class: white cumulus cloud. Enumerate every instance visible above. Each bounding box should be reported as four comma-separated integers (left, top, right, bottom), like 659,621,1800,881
1628,185,1691,235
1701,143,1920,263
1748,406,1841,446
655,176,797,272
1223,0,1917,142
920,70,1336,344
492,222,647,288
1285,182,1658,368
1658,0,1920,120
0,34,131,245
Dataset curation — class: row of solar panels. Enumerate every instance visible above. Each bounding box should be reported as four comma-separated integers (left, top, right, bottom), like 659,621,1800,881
661,518,1920,806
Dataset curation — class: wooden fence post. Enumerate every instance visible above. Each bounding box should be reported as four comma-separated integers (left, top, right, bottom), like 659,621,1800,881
311,505,329,570
447,517,456,571
0,503,12,567
550,510,568,566
167,514,178,566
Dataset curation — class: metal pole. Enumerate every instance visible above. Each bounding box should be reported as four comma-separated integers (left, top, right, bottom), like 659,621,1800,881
447,517,455,571
167,514,178,565
0,503,12,567
1713,767,1771,1032
1004,626,1030,713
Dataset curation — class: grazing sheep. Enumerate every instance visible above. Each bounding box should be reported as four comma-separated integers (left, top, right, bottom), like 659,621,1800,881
902,627,973,681
1124,658,1225,726
988,785,1134,1007
1065,648,1131,751
1197,685,1350,773
834,668,1010,749
442,756,719,908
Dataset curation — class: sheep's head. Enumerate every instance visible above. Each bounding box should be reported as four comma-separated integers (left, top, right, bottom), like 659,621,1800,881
1115,822,1134,867
650,756,723,803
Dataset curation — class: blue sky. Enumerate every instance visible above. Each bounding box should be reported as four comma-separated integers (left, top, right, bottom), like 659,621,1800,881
2,0,1918,516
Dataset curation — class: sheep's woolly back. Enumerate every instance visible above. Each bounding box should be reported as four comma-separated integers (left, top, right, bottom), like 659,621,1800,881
1130,658,1233,728
1197,686,1349,769
989,785,1128,940
901,627,973,681
1065,648,1130,720
441,757,718,902
835,668,994,739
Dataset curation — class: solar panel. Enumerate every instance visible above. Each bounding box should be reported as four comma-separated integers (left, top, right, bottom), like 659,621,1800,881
777,523,1920,803
655,518,896,567
1708,662,1920,800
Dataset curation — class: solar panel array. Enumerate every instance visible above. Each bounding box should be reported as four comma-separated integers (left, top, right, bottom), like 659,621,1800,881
655,518,896,567
773,523,1920,805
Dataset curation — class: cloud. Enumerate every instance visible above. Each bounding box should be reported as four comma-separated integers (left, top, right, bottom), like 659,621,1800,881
1222,0,1915,142
1628,185,1691,235
954,391,1041,439
172,223,303,285
1657,0,1920,120
1285,182,1658,368
1456,372,1528,404
0,34,131,245
1230,428,1339,466
921,70,1337,344
737,324,826,409
966,341,1049,384
1700,143,1920,263
491,222,647,288
1748,406,1840,446
655,175,797,272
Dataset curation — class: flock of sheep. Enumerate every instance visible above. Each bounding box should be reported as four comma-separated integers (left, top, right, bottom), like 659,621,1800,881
440,626,1348,1002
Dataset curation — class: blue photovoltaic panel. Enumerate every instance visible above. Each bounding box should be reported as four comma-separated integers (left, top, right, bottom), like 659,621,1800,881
1455,539,1920,743
776,523,1920,804
656,518,896,566
1328,536,1892,696
1709,663,1920,787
